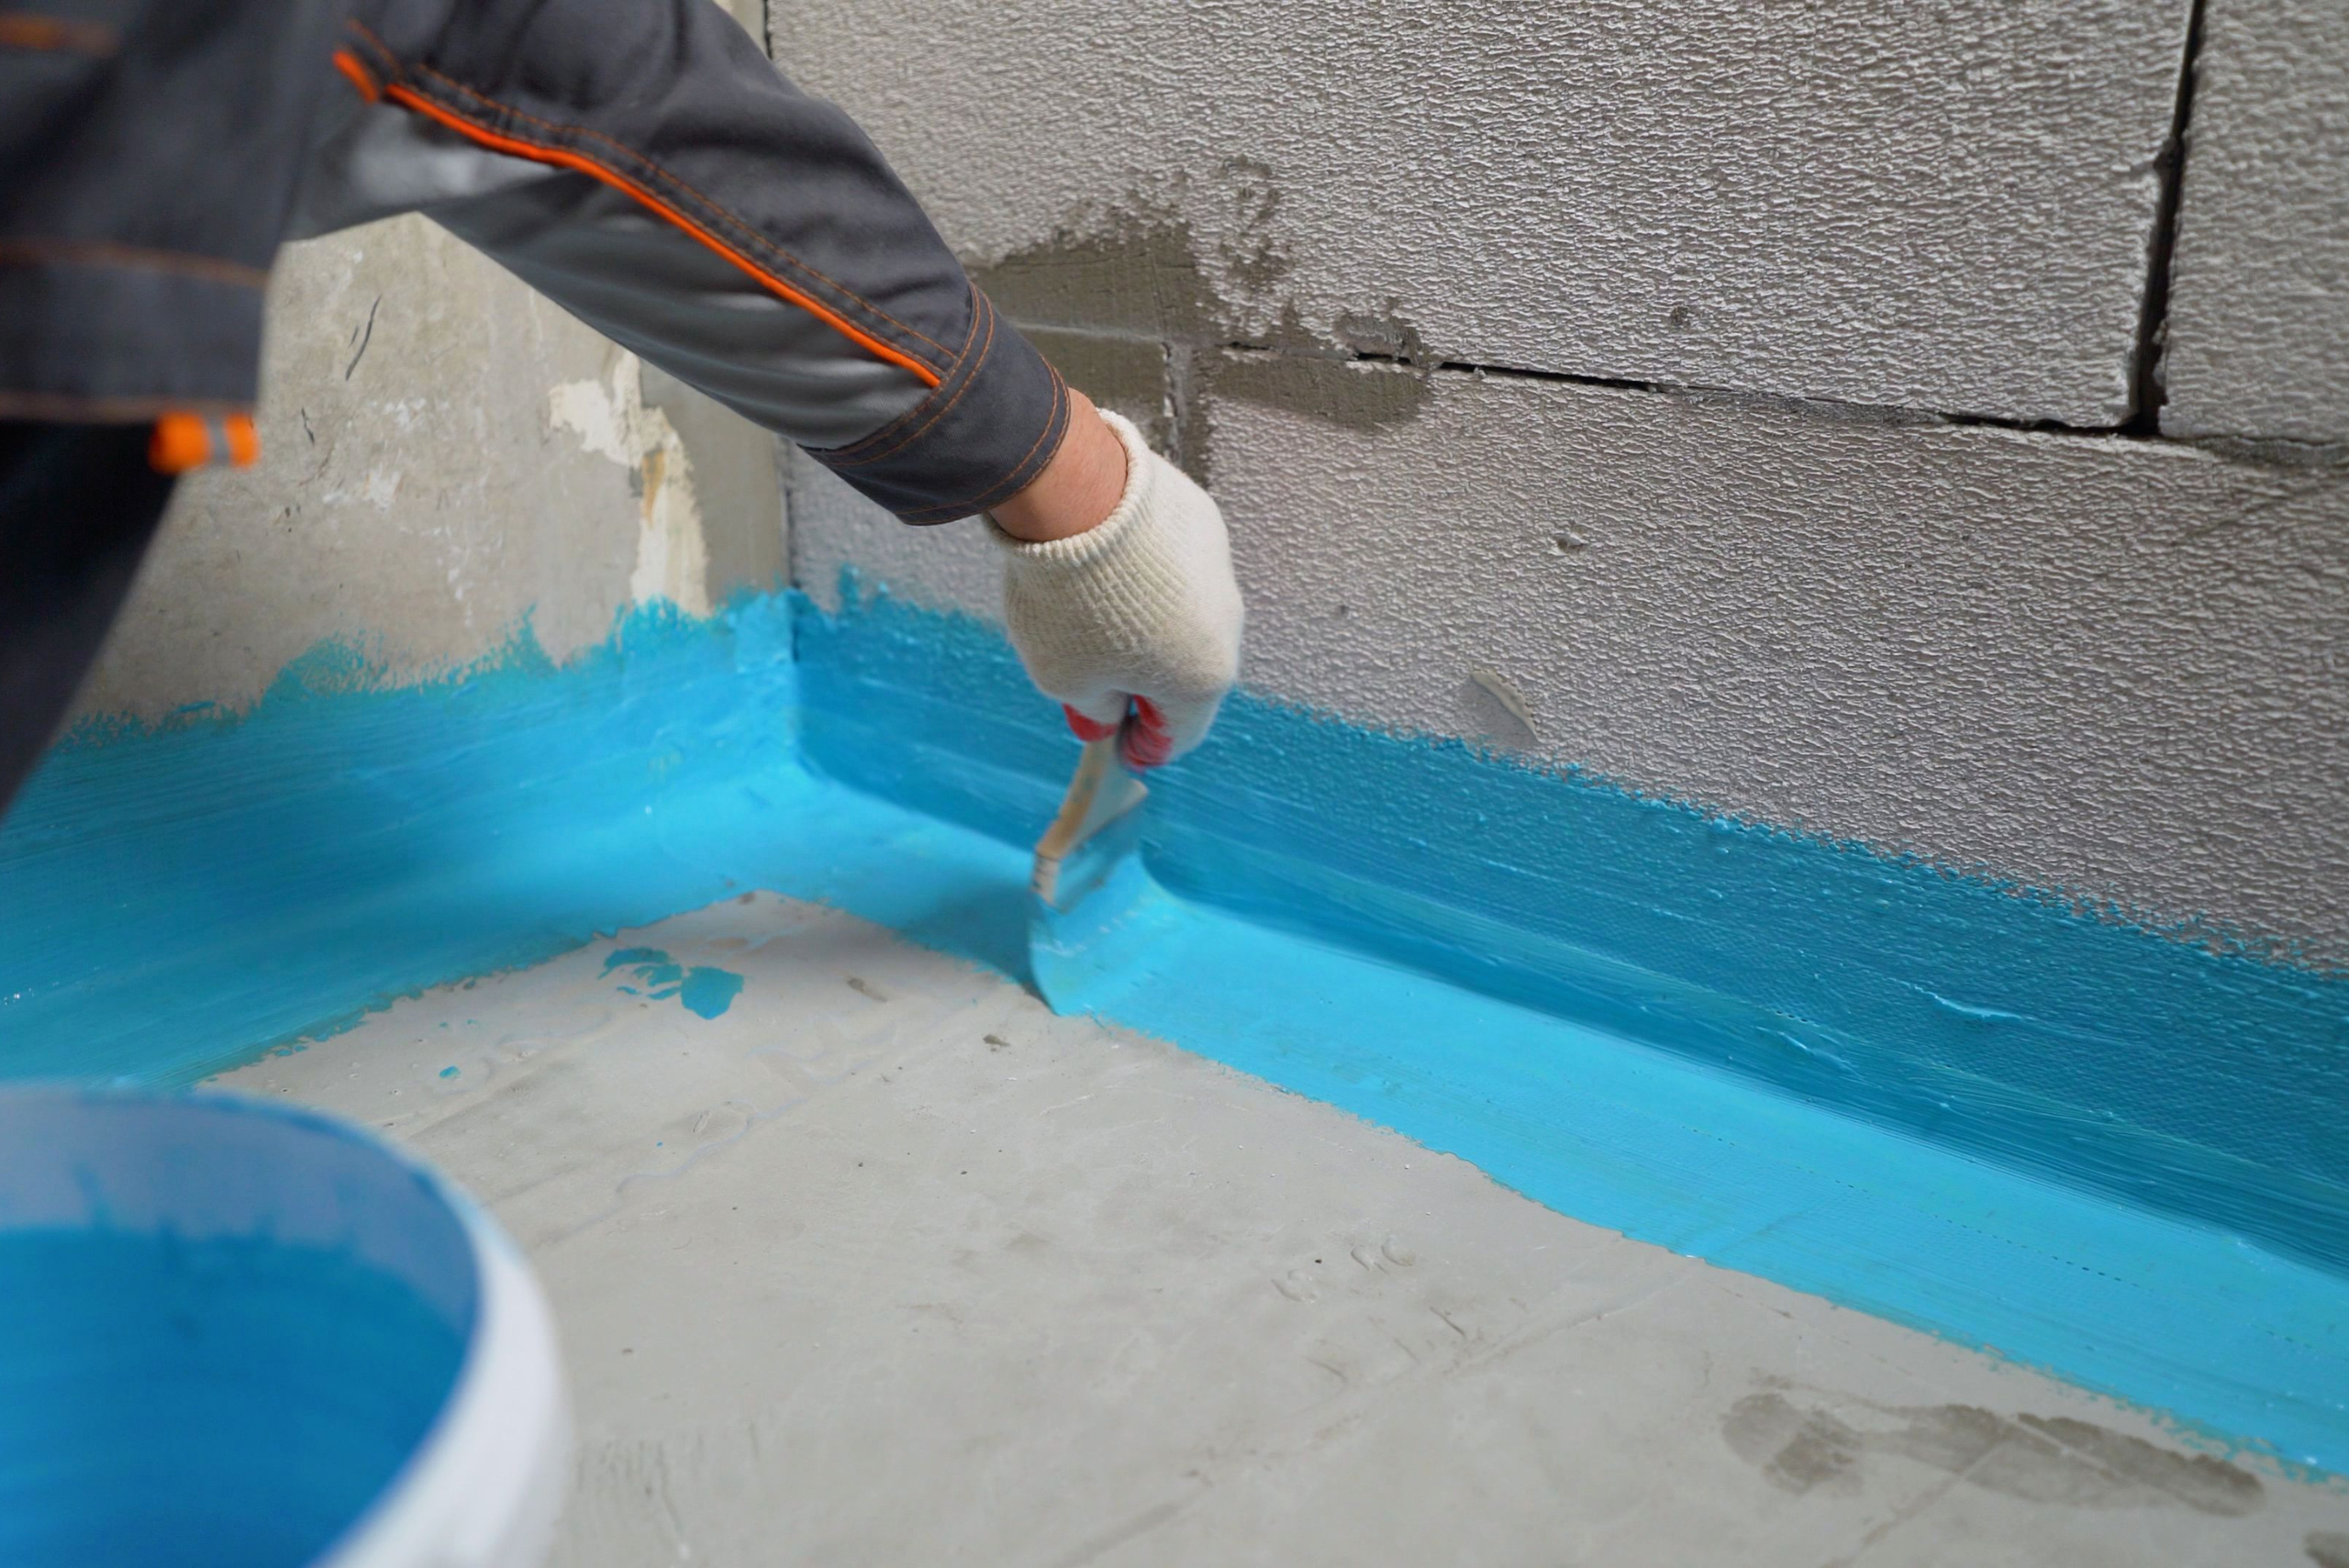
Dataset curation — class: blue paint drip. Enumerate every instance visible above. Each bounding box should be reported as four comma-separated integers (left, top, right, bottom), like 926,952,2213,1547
4,583,2348,1472
678,966,744,1019
603,946,744,1019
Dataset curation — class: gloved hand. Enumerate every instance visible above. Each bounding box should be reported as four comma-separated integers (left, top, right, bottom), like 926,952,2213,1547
992,411,1244,768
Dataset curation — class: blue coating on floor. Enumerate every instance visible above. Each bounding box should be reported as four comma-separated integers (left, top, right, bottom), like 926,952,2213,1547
2,584,2344,1474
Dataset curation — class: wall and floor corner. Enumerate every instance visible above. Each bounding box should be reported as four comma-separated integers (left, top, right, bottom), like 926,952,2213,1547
4,0,2347,1523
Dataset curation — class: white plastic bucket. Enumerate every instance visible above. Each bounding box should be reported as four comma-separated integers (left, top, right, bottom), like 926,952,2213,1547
0,1088,569,1567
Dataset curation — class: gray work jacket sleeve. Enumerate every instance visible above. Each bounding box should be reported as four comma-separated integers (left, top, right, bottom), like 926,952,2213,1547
0,0,348,424
5,0,1070,523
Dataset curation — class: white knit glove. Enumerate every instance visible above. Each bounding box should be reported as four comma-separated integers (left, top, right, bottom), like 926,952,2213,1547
991,411,1244,768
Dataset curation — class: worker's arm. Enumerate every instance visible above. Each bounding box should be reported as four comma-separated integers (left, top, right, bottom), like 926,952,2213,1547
298,0,1241,761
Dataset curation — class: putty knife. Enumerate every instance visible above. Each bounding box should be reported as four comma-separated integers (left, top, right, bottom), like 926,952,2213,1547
1028,733,1166,1016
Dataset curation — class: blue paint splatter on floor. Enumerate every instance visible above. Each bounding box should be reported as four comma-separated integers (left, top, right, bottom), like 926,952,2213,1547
676,966,744,1020
438,1066,457,1080
603,947,743,1020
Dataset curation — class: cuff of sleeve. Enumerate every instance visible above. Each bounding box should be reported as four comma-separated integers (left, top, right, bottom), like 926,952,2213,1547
0,256,266,417
803,285,1071,525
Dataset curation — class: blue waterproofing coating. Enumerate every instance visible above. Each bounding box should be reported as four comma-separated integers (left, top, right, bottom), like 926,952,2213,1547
2,585,2344,1473
0,1093,475,1567
800,580,2349,1282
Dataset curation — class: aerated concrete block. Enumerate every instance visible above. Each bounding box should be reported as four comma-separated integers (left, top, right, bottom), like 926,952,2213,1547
773,0,2194,426
792,357,2349,964
2160,0,2349,446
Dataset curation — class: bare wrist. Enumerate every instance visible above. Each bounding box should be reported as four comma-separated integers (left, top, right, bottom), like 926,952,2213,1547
988,391,1128,542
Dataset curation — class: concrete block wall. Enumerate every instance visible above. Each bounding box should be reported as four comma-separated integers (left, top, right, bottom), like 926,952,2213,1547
772,0,2194,427
2161,0,2349,447
780,0,2349,967
49,0,2345,969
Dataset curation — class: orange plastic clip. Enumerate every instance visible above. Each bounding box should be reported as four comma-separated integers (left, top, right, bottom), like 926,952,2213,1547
150,412,259,474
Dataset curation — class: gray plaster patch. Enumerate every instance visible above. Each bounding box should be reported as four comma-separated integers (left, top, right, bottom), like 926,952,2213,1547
1020,327,1174,456
1207,348,1429,435
1465,667,1540,750
974,193,1433,480
972,203,1221,342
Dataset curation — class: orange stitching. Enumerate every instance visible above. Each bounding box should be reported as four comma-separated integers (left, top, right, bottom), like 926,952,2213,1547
980,363,1074,506
351,22,953,366
902,364,1071,520
331,48,381,101
0,14,116,53
823,290,996,469
341,16,399,76
402,60,951,362
0,239,265,288
820,284,988,462
383,84,943,389
411,61,951,361
971,364,1071,504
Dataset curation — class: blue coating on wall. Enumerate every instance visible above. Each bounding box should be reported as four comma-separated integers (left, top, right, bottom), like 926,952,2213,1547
4,582,2346,1473
798,576,2349,1283
0,596,800,1085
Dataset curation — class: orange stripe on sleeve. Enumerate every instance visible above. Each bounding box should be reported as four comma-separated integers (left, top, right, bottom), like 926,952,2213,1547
331,48,382,101
383,85,943,390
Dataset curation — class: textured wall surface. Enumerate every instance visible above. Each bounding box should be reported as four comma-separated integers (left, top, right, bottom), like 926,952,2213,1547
75,217,785,723
793,366,2349,967
771,0,2191,425
2161,0,2349,445
784,0,2348,968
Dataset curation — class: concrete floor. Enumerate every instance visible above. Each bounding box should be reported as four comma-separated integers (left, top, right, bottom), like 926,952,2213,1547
217,893,2349,1567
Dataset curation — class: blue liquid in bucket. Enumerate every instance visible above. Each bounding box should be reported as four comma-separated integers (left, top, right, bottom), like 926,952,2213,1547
0,1228,466,1567
0,1093,484,1568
